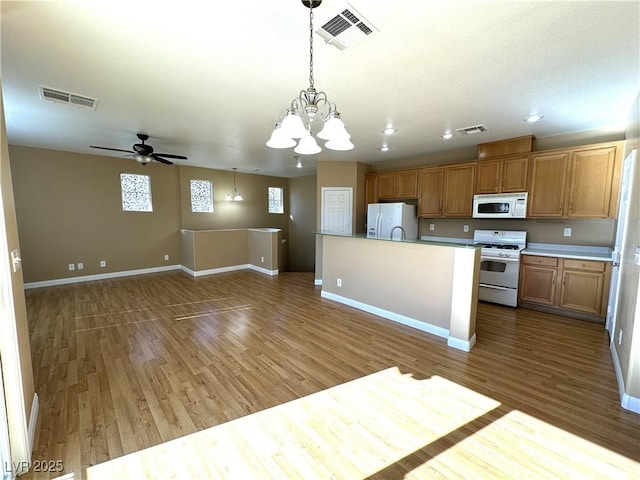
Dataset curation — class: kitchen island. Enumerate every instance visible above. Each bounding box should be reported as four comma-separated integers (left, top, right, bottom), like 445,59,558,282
319,233,481,351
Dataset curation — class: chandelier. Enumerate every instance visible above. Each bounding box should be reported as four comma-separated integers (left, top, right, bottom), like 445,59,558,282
225,168,243,201
266,0,354,155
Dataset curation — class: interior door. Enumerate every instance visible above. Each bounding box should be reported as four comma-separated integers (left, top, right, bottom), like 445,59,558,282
0,358,12,480
321,187,353,235
606,149,637,338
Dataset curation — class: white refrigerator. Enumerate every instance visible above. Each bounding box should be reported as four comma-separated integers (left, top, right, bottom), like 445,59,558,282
367,203,418,240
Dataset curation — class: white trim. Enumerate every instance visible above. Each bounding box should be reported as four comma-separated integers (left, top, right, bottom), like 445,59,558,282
248,265,278,276
27,394,38,458
320,290,450,340
24,265,181,289
24,263,280,287
314,278,323,286
447,334,476,352
611,343,640,414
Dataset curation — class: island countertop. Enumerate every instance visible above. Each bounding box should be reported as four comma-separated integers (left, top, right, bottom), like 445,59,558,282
316,231,481,250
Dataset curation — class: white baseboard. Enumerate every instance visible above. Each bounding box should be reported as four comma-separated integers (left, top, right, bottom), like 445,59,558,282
181,264,278,278
28,393,38,459
24,265,181,289
25,263,279,288
447,333,476,352
320,290,452,343
611,343,640,414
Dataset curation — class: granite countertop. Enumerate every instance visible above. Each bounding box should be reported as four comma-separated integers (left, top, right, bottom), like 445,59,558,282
316,232,480,249
522,243,613,262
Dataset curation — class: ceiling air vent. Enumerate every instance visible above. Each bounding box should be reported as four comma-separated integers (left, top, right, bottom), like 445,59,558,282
39,86,98,110
456,124,489,135
315,3,379,51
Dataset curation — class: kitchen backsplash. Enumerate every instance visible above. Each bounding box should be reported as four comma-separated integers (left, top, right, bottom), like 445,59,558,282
417,218,615,246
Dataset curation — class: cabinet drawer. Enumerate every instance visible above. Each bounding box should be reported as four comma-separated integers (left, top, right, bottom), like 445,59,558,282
522,255,558,267
562,259,606,272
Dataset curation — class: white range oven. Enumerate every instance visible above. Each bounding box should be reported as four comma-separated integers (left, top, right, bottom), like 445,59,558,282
473,230,527,307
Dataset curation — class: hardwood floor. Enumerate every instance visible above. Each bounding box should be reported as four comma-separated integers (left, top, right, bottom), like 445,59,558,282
21,270,640,479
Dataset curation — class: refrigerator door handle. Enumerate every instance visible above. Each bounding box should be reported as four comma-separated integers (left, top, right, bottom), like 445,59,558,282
376,212,382,238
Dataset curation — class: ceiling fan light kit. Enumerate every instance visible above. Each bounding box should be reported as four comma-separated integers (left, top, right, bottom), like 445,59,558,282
266,0,353,155
90,133,187,166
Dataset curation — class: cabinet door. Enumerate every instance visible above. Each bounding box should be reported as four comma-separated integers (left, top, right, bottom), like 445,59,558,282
475,161,501,194
501,156,529,192
567,146,617,218
418,168,444,217
365,174,378,206
396,170,418,198
377,172,397,199
528,152,569,217
559,270,604,315
519,265,557,305
443,164,475,217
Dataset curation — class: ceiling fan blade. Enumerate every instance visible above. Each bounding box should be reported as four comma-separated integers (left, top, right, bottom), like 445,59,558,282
153,152,187,160
151,154,174,165
90,146,135,154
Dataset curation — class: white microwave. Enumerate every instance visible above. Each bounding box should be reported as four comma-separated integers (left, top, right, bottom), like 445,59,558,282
472,192,528,219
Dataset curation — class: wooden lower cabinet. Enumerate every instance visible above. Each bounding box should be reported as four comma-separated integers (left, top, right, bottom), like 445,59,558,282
519,255,611,321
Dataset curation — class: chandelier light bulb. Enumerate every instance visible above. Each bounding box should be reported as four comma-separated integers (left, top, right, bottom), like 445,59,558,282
295,132,322,155
266,125,296,148
325,137,355,151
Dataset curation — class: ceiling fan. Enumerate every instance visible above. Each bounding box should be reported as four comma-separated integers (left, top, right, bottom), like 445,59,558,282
90,133,187,165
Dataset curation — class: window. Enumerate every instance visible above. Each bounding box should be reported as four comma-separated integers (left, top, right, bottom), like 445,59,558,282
268,187,284,214
120,173,152,212
190,179,214,213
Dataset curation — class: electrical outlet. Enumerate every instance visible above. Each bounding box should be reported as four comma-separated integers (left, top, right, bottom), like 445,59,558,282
463,225,469,233
563,227,572,237
68,263,75,271
100,260,106,268
429,224,435,231
337,278,342,287
618,330,623,345
77,262,84,270
261,256,264,263
164,254,169,261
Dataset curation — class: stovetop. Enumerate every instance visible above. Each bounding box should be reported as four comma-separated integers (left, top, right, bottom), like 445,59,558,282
473,230,527,258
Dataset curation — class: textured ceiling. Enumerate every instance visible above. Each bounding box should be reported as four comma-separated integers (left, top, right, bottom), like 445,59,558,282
1,1,639,177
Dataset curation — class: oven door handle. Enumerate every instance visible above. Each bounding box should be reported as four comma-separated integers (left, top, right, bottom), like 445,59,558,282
480,256,521,263
479,283,511,291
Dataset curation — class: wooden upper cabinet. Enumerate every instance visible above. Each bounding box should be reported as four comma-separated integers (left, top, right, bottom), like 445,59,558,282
396,170,418,198
476,156,528,194
377,172,397,199
528,142,621,219
418,167,444,217
501,156,529,192
443,163,476,217
375,170,418,200
365,174,378,205
475,160,501,194
567,146,617,218
528,152,569,217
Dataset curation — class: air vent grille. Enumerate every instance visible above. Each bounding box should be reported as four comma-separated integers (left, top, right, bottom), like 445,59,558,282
316,3,378,51
39,86,98,110
456,124,489,135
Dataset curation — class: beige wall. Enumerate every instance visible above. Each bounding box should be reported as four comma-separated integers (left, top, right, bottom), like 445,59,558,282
288,175,316,272
248,229,279,271
1,92,35,463
178,166,289,233
9,146,182,282
192,230,249,271
615,92,640,399
419,218,616,246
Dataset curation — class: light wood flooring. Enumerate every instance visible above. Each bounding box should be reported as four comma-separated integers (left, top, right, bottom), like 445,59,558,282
21,270,640,479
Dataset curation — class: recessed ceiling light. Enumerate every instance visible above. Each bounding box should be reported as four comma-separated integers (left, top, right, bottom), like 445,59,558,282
383,127,396,135
441,131,454,140
380,146,390,152
524,113,544,123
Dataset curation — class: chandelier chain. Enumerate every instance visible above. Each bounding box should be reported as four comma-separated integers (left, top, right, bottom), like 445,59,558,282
308,3,314,88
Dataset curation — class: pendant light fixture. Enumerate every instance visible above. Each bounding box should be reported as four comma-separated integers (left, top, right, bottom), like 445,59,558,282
226,168,243,201
266,0,353,155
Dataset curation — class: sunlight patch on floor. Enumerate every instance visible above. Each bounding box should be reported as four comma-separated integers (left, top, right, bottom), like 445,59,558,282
85,367,499,479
